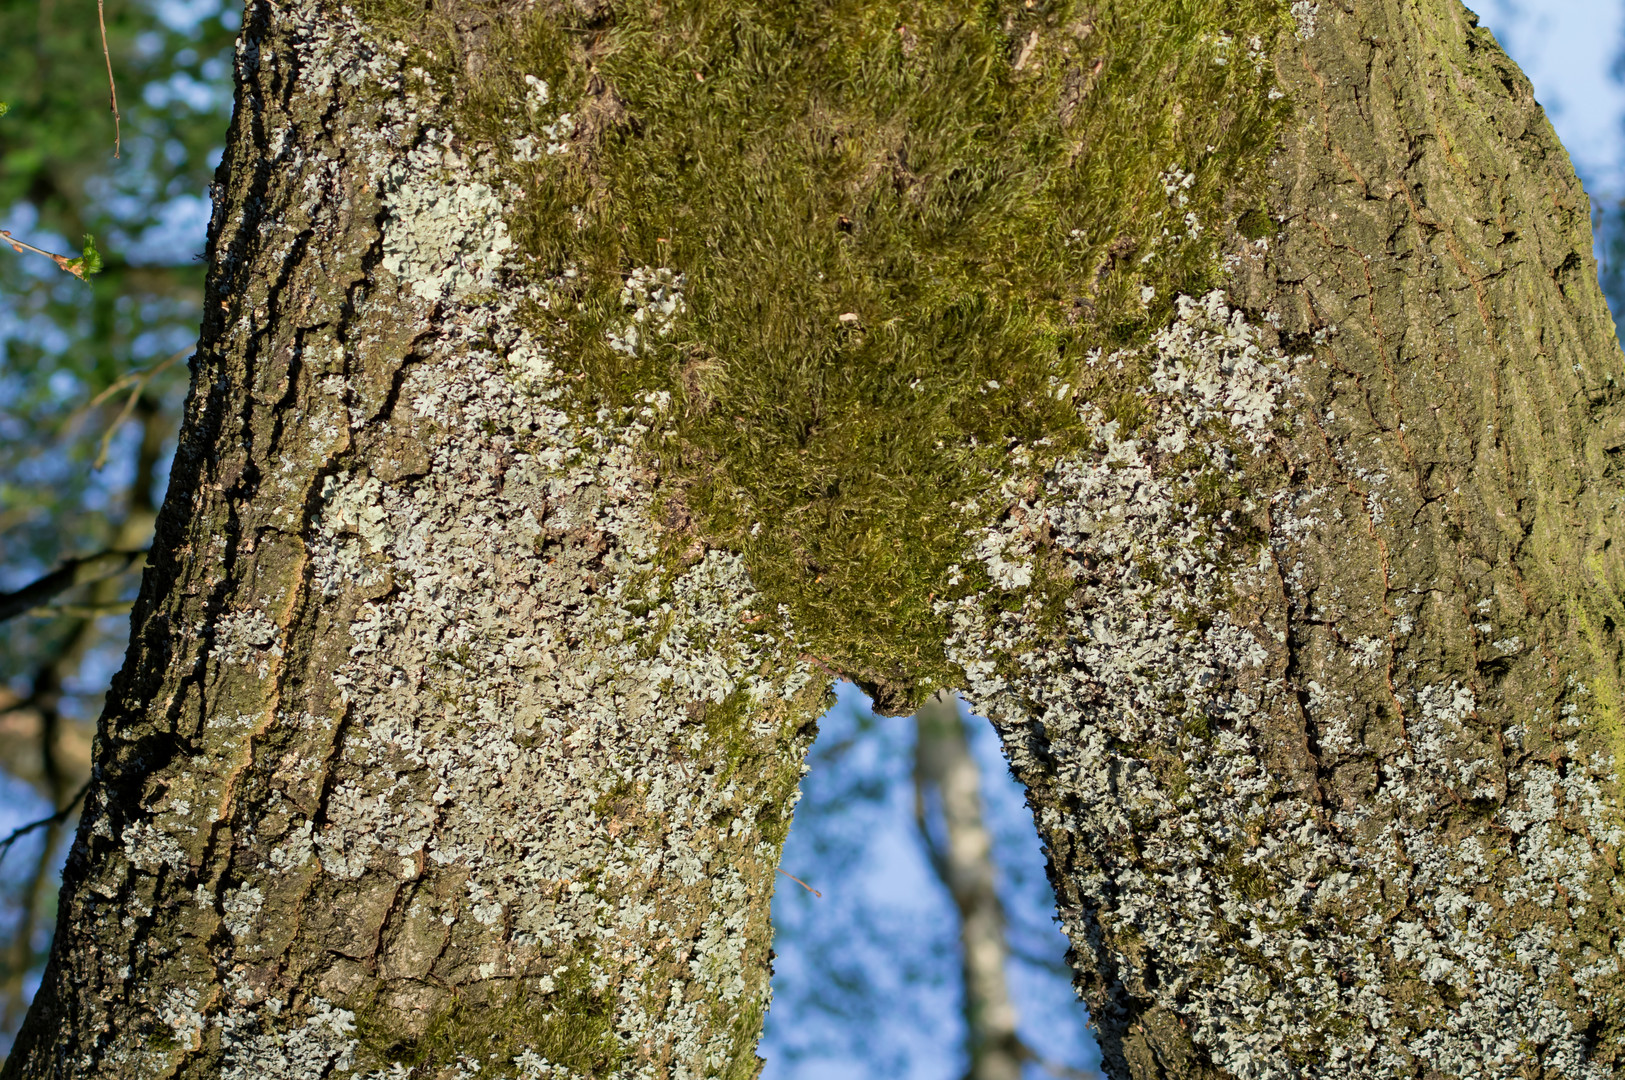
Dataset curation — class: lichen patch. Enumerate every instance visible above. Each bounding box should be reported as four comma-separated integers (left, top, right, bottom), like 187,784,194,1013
380,137,513,302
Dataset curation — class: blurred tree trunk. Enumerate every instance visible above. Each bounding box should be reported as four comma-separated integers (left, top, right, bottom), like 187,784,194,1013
8,0,1625,1078
914,693,1022,1080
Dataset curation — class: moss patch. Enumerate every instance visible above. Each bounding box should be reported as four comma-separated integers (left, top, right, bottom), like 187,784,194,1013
354,962,626,1077
358,0,1292,704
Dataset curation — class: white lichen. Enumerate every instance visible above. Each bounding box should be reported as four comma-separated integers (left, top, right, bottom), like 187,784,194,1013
213,607,284,678
606,266,686,355
1291,1,1318,39
381,137,513,302
944,291,1622,1079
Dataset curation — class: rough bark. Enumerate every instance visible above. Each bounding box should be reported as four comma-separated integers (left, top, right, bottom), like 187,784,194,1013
953,4,1625,1078
7,0,1625,1078
6,3,821,1077
914,693,1021,1080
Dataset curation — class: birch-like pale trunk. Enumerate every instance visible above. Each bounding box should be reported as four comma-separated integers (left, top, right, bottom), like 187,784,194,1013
914,693,1022,1080
8,0,1625,1079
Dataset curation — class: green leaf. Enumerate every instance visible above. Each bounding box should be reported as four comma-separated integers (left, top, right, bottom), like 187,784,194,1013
65,234,103,279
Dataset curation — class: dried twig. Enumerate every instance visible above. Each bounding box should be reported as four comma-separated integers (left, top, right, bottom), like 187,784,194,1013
0,780,90,867
97,0,121,158
1018,1041,1105,1080
776,868,822,898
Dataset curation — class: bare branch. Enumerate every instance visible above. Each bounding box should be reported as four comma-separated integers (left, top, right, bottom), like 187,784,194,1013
0,780,88,868
97,0,121,158
0,550,147,625
22,601,135,620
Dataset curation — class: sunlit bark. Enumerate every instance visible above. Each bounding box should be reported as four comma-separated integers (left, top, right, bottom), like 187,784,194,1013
8,1,1625,1078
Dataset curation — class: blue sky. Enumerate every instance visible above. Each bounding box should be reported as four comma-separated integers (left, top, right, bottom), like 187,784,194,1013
1473,0,1625,196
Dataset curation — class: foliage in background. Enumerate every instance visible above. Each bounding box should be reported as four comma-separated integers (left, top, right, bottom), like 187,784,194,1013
0,0,236,1049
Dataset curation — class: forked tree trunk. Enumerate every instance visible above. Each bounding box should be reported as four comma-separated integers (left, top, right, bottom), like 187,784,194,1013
8,0,1625,1078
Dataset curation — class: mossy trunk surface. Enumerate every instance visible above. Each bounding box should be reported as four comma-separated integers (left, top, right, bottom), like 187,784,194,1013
7,0,1625,1077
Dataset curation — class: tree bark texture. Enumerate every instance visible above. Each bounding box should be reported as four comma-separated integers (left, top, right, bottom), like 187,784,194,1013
6,3,823,1077
8,0,1625,1078
950,4,1625,1079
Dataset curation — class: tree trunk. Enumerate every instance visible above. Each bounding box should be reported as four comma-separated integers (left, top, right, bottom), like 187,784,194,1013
8,0,1625,1078
914,693,1022,1080
5,2,825,1076
950,4,1625,1079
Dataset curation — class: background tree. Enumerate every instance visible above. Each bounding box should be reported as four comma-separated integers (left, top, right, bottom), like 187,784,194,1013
766,686,1099,1080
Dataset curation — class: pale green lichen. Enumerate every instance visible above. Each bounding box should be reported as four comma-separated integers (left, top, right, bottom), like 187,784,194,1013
380,138,513,302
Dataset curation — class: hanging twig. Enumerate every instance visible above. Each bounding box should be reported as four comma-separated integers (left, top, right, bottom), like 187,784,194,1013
776,868,822,898
52,350,187,469
97,0,121,158
87,350,185,468
0,780,90,866
1016,1039,1105,1080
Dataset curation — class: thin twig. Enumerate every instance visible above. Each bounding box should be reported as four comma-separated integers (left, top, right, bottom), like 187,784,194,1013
0,780,90,866
24,601,134,620
0,229,91,279
776,868,822,898
97,0,120,158
0,549,147,624
58,348,188,444
90,351,184,468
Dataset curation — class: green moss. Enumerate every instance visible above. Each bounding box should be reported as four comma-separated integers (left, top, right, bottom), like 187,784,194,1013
1575,597,1625,775
356,0,1292,704
719,999,769,1080
1235,206,1273,240
354,962,626,1077
1221,842,1271,903
591,775,639,820
697,681,823,848
701,687,757,779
